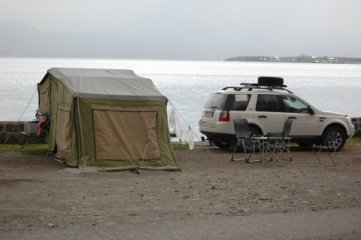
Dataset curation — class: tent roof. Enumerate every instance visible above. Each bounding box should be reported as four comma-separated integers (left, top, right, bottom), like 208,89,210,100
41,68,167,101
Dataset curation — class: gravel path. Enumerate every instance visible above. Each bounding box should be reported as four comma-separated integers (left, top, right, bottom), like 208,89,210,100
1,145,361,239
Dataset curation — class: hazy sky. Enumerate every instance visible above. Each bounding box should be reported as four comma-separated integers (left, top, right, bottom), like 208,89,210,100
1,0,361,59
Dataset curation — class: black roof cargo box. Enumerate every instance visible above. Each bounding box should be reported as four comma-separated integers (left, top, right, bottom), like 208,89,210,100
258,76,284,87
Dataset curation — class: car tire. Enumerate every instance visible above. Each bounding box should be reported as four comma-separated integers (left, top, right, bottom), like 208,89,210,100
231,126,263,151
321,126,346,152
212,126,262,150
213,140,231,149
249,125,262,137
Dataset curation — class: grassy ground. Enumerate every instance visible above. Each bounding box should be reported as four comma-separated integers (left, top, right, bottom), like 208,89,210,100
0,134,360,154
0,144,48,154
348,132,361,146
0,143,189,153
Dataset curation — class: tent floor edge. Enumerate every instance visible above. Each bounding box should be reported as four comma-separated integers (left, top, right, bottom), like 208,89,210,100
99,166,180,172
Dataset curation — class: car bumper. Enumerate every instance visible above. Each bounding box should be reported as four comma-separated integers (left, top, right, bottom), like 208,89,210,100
347,124,356,140
199,130,235,143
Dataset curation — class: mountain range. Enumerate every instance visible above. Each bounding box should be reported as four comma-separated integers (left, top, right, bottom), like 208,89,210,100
0,21,199,59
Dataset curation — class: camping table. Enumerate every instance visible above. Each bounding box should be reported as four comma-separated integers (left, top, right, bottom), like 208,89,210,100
250,136,270,163
252,136,292,167
263,136,292,167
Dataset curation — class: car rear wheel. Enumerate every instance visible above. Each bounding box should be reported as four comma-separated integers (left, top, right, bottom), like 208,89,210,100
249,126,262,137
212,126,263,150
213,140,231,149
231,125,262,151
321,126,346,152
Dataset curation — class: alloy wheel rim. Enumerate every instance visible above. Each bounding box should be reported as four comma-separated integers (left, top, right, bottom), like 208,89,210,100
326,131,342,148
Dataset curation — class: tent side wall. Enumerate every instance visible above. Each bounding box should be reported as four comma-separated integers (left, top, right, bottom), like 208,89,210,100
38,68,178,170
76,98,177,169
38,75,79,166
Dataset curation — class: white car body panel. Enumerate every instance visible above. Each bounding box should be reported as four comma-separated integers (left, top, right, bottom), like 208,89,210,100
199,79,355,151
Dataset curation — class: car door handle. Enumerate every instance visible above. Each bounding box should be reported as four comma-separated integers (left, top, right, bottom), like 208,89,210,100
288,116,297,120
258,115,268,119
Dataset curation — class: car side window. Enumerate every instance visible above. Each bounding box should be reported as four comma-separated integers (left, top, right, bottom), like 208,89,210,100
256,94,283,112
282,96,309,113
228,94,251,111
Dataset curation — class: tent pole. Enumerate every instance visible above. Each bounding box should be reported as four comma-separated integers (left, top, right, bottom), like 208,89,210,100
116,142,140,174
4,88,37,144
76,98,86,165
168,100,199,142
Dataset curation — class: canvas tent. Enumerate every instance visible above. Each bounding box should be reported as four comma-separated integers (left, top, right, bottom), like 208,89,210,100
37,68,178,170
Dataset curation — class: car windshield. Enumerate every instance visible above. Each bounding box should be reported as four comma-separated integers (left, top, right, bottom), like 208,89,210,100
282,96,309,113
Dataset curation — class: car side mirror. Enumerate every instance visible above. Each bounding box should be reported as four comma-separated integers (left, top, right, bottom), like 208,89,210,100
308,107,315,115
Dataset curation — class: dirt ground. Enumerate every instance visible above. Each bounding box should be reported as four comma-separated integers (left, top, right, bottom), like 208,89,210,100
1,144,361,236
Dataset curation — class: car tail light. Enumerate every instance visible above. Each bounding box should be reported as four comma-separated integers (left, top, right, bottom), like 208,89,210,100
219,110,230,122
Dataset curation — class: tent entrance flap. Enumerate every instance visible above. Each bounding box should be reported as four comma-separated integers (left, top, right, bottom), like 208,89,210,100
93,109,160,161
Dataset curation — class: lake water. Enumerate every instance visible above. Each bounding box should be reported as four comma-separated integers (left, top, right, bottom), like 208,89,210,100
1,57,361,138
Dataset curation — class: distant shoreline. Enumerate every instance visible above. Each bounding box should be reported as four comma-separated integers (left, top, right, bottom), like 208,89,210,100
225,55,361,64
1,55,361,64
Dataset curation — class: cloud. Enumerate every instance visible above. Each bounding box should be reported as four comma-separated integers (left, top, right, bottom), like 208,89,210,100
0,0,361,58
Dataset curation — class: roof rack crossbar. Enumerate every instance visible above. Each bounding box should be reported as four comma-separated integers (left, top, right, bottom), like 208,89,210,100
222,83,293,93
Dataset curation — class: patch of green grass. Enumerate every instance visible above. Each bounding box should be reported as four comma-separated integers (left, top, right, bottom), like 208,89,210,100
1,134,356,154
353,131,361,138
172,142,189,150
347,139,361,147
346,132,361,147
0,144,48,154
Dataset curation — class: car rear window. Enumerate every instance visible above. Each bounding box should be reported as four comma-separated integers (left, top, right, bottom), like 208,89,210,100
204,93,227,109
204,93,251,111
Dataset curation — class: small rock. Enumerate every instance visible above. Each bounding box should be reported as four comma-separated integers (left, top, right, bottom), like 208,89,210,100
48,223,56,228
238,209,246,214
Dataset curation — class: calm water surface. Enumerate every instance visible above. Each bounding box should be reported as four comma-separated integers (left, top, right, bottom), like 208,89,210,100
1,57,361,136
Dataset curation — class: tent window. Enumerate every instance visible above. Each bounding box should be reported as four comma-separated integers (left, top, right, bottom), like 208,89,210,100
56,108,71,158
93,110,160,160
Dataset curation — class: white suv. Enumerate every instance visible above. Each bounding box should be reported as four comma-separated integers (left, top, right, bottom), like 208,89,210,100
199,77,355,151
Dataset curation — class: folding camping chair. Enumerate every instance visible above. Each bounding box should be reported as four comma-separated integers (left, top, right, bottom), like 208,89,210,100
230,119,261,162
312,138,338,167
263,119,293,166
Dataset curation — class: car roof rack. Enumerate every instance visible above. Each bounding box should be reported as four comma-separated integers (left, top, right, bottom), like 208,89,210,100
222,76,293,93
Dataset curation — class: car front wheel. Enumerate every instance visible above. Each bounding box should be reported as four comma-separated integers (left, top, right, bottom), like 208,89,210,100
321,126,346,152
